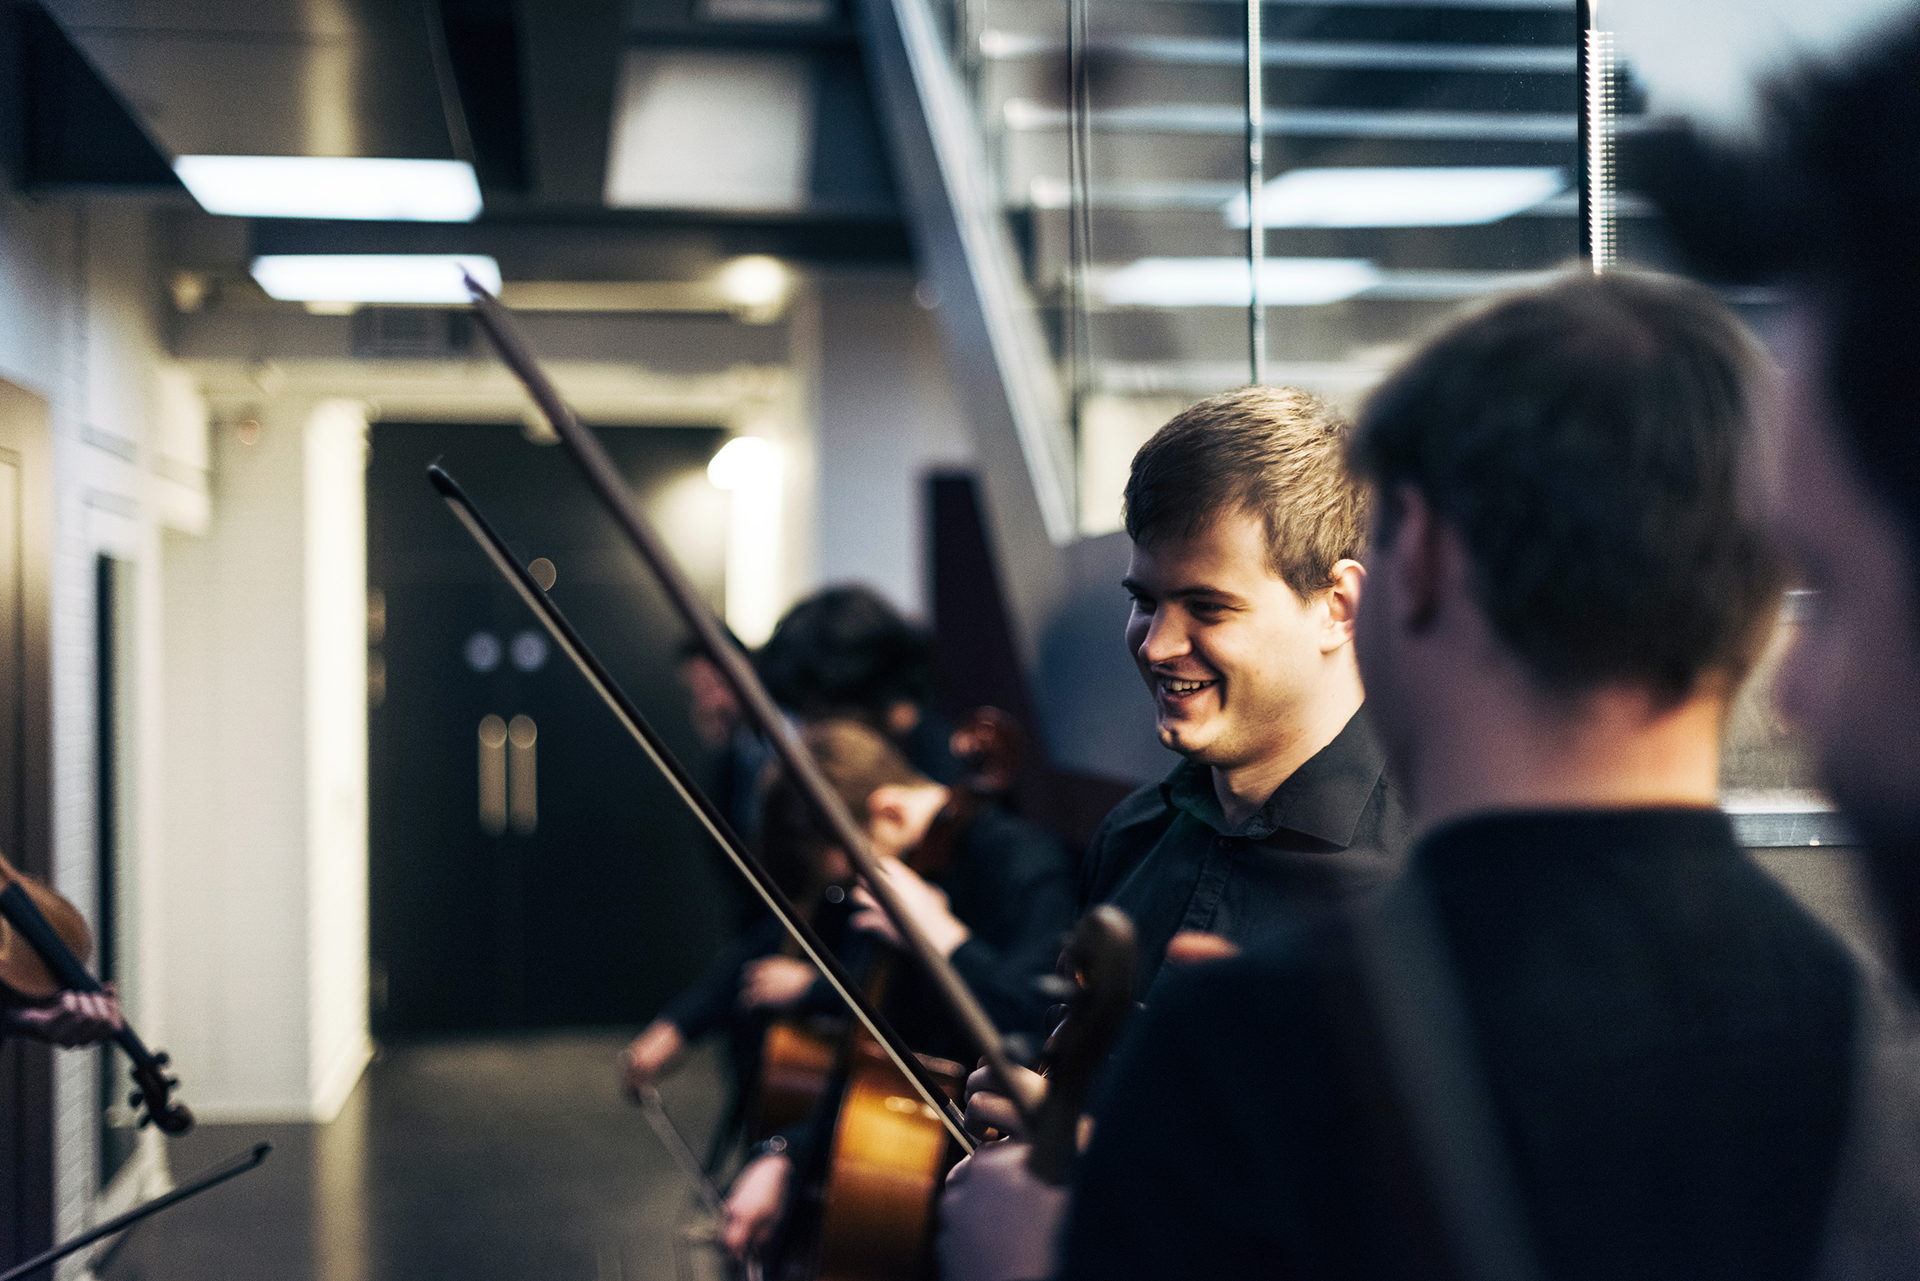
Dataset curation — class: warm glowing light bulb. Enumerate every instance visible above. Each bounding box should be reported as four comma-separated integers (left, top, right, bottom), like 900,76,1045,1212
716,256,789,309
707,436,781,490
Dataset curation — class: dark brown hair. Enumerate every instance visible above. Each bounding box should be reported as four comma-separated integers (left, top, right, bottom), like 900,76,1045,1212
1349,270,1781,702
758,719,930,882
1123,384,1366,597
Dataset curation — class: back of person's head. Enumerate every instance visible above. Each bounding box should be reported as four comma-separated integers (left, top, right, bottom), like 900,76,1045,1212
755,586,939,724
1643,13,1920,577
1350,270,1780,703
1124,384,1366,598
759,719,930,876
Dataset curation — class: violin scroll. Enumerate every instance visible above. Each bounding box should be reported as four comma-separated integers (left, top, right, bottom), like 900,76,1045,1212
1028,905,1137,1185
949,707,1023,796
129,1051,195,1134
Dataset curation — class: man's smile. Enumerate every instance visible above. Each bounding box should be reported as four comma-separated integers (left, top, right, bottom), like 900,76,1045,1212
1155,673,1219,705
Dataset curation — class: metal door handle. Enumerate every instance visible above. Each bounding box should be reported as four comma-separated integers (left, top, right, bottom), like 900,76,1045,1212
508,715,537,835
478,715,507,835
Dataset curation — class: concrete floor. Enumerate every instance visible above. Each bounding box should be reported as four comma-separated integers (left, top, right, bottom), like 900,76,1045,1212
100,1031,732,1281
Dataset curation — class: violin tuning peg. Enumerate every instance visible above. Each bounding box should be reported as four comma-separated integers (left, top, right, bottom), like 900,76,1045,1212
128,1090,143,1109
137,1114,151,1129
154,1051,170,1066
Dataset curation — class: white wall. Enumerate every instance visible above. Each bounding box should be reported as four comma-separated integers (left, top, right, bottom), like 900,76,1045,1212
812,272,974,617
159,392,371,1123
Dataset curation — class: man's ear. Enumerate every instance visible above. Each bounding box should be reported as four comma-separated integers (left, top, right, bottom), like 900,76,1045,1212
1390,485,1443,633
864,786,913,846
1320,559,1365,651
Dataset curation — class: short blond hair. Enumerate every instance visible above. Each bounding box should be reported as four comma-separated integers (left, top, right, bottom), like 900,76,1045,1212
1122,385,1365,596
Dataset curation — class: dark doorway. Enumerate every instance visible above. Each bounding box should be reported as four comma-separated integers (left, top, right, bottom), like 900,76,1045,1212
0,378,53,1270
367,422,735,1036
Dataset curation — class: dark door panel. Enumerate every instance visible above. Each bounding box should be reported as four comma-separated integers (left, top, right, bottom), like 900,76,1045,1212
368,422,735,1036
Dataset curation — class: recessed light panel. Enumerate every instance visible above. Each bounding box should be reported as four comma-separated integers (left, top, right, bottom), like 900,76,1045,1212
175,156,483,222
1098,258,1380,308
1224,167,1565,228
249,255,502,304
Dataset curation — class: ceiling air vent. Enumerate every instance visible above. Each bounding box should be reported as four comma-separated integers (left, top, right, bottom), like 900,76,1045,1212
351,309,474,360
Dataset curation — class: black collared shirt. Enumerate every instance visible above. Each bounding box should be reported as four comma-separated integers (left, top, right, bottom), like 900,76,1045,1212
1079,708,1409,1001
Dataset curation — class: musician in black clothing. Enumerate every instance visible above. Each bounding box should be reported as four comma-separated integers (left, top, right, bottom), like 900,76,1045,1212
1640,26,1920,1270
1643,13,1920,990
954,387,1409,1164
625,718,1074,1262
942,272,1879,1279
1082,385,1408,995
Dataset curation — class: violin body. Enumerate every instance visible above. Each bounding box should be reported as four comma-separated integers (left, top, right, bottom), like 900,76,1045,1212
0,852,90,1004
812,1039,965,1281
0,849,193,1133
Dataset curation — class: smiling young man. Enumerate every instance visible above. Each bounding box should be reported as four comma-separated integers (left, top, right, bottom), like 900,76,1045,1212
1084,385,1408,1001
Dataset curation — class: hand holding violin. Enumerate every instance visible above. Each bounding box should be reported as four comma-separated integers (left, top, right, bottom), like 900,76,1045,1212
4,983,124,1048
723,1151,793,1262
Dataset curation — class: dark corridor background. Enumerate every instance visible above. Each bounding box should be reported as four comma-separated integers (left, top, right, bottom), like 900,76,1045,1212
366,421,736,1036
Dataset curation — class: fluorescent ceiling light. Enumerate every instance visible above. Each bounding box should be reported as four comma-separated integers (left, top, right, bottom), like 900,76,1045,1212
1224,167,1565,228
1098,258,1380,307
250,255,501,304
175,156,482,221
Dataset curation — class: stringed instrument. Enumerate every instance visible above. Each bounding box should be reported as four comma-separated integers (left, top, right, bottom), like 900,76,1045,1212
0,850,193,1133
807,902,1136,1279
755,706,1024,1140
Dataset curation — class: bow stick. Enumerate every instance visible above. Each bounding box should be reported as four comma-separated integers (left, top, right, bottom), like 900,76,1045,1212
461,276,1044,1135
429,464,977,1150
0,1143,269,1281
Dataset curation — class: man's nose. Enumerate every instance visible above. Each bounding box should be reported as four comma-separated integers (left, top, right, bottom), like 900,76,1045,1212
1137,607,1188,664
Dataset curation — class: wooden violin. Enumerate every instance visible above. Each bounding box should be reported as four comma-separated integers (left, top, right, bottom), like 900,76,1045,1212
0,850,193,1133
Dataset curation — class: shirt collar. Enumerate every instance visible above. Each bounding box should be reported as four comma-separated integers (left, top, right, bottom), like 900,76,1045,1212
1160,708,1388,847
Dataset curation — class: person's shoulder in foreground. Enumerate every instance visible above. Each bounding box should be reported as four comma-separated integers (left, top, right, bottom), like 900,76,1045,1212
1062,805,1861,1281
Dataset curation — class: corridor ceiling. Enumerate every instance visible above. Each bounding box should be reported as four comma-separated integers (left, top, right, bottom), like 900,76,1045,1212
18,0,911,271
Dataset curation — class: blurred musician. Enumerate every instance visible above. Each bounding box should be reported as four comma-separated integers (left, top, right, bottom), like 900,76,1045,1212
1646,16,1920,1271
709,719,1073,1263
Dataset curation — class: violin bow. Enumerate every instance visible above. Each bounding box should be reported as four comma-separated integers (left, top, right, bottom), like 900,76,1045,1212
0,1143,268,1281
429,464,976,1152
461,276,1044,1136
